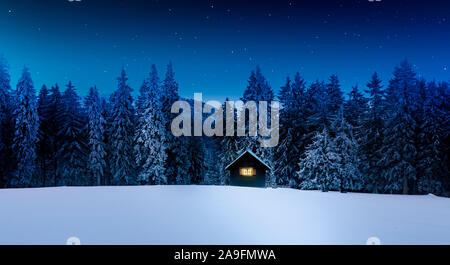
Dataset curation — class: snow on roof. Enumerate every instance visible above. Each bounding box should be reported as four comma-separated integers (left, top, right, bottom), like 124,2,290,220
225,150,272,170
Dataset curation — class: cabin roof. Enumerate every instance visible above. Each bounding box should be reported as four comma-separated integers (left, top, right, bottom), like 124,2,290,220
225,150,271,170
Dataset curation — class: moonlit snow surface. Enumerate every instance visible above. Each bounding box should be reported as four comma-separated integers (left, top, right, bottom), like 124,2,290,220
0,185,449,245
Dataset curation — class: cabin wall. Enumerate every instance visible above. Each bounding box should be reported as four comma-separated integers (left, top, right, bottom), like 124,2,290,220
230,168,266,188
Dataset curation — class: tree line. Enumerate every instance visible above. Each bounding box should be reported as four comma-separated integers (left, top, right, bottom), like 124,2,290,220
0,57,448,195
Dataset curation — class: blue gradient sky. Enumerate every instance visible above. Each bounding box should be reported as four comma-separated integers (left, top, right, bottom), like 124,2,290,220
1,0,449,101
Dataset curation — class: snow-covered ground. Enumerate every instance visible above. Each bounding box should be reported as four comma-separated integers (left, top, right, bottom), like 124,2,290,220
0,185,449,245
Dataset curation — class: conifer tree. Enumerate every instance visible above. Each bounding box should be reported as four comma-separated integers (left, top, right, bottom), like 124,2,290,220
110,69,136,185
330,106,362,192
0,56,13,186
37,85,51,186
379,60,419,194
101,97,113,186
303,79,329,162
57,81,88,185
240,67,275,186
159,63,191,184
135,65,167,185
47,84,63,185
416,81,448,194
360,72,386,193
275,73,307,187
86,86,107,186
305,80,329,132
297,127,340,191
13,67,39,187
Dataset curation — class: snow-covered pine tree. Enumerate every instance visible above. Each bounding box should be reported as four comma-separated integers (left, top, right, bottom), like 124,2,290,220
47,84,63,186
101,96,113,186
239,69,259,153
360,72,385,193
274,76,292,186
303,79,330,166
0,56,14,187
330,106,362,192
86,86,107,186
379,60,419,194
12,67,39,187
110,69,136,185
415,81,447,194
414,79,431,193
297,127,340,192
134,65,167,185
275,73,307,187
160,63,191,184
37,85,52,186
57,81,88,186
240,66,275,186
136,68,150,118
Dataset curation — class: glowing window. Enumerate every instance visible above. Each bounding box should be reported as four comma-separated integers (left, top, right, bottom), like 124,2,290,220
239,167,255,176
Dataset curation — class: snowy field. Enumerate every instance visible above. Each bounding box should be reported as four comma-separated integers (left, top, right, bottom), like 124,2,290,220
0,185,449,245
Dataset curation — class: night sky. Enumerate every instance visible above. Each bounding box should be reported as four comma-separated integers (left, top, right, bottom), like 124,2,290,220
1,0,449,101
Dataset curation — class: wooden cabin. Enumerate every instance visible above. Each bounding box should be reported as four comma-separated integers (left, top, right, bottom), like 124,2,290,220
225,150,271,188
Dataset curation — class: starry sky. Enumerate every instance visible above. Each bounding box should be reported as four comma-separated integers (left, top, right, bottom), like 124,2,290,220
1,0,449,101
